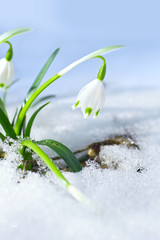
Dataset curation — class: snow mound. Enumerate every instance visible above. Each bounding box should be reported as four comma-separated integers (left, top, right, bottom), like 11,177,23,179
0,88,160,240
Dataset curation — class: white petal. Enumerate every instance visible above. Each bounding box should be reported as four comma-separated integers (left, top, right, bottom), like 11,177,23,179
0,58,8,83
82,80,105,112
6,61,14,86
71,105,76,110
76,79,98,102
83,113,89,119
78,80,99,104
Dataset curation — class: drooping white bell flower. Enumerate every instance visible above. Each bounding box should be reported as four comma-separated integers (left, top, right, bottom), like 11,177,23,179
0,58,14,88
72,79,105,118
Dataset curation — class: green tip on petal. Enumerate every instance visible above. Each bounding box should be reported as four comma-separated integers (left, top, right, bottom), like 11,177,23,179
95,109,100,116
0,83,5,88
85,107,92,116
75,100,80,107
72,100,80,110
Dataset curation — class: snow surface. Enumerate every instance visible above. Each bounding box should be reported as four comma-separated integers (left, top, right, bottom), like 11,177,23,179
0,87,160,240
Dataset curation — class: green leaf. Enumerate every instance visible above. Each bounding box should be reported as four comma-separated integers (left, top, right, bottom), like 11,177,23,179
22,115,26,137
31,95,56,108
14,48,60,135
24,102,50,137
12,108,18,126
0,98,8,118
35,139,82,172
2,90,7,105
18,162,32,171
58,45,125,76
0,132,5,141
0,28,32,44
0,108,17,139
25,48,60,103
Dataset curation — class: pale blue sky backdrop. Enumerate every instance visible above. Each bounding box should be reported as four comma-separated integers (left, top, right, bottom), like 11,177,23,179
0,0,160,99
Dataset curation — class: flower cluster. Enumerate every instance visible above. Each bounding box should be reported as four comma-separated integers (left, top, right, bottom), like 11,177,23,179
0,27,123,203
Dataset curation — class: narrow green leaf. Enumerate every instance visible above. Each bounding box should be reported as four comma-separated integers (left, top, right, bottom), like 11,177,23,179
12,107,18,126
25,48,60,103
14,74,60,136
0,98,8,118
0,28,32,44
0,108,17,139
22,115,26,137
31,95,56,108
2,90,7,105
14,47,60,135
58,45,125,76
35,139,82,172
0,132,5,141
24,102,50,137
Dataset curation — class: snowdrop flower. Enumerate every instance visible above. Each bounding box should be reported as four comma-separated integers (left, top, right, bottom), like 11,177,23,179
0,58,14,88
72,55,106,118
72,78,105,118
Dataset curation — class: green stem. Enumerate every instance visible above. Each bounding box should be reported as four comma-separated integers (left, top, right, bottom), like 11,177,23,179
5,41,13,61
3,89,7,105
96,56,106,81
14,74,60,135
21,140,70,187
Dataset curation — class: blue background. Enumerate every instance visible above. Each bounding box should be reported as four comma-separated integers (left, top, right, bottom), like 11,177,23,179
0,0,160,99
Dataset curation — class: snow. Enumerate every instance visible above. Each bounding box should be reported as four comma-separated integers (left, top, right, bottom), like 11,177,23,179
0,86,160,240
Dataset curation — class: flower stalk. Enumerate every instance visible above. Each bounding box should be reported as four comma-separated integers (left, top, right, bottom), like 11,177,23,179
96,56,106,81
5,41,13,61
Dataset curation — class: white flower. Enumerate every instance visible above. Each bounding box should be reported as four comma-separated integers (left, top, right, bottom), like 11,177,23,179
72,79,105,118
0,58,14,88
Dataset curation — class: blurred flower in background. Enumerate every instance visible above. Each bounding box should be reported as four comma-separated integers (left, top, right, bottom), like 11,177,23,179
0,58,14,89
